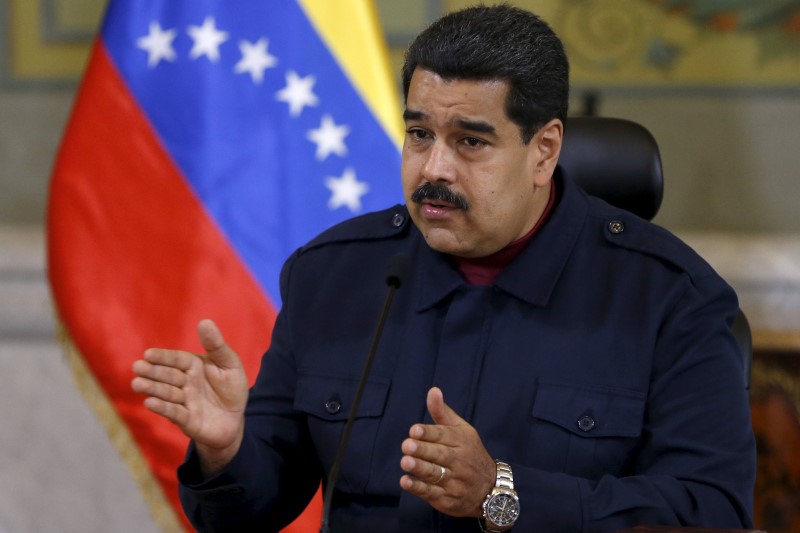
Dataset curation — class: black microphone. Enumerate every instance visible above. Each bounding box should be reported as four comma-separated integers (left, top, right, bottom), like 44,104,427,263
319,253,411,533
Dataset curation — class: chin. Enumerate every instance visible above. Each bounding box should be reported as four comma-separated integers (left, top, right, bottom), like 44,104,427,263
420,231,454,252
412,215,476,256
422,232,471,257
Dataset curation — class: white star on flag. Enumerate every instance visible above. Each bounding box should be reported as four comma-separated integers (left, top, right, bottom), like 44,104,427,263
307,114,350,161
325,168,369,212
276,71,319,117
234,37,278,84
137,21,177,68
187,16,229,63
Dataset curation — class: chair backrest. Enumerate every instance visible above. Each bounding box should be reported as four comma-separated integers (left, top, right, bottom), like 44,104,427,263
558,116,752,390
733,308,753,391
558,116,664,220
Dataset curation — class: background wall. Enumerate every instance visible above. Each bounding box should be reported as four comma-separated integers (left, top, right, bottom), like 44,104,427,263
1,0,798,531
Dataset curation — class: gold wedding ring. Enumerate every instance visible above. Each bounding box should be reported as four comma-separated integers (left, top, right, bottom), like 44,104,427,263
433,464,446,485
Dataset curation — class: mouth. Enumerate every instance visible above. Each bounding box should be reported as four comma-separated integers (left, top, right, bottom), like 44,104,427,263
422,198,456,209
418,199,460,220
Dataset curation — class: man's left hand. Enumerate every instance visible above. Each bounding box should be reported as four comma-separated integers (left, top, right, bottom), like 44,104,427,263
399,386,496,517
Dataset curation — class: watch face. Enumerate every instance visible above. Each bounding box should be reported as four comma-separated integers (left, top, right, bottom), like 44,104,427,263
486,492,520,527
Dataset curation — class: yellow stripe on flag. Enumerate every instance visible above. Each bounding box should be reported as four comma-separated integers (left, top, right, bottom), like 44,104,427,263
298,0,404,148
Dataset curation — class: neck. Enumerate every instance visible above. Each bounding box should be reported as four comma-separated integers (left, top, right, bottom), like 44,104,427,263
453,180,557,285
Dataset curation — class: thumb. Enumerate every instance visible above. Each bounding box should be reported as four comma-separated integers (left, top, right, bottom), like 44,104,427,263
197,319,241,369
427,386,464,427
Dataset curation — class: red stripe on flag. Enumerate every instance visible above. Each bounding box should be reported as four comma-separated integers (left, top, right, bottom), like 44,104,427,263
48,40,321,530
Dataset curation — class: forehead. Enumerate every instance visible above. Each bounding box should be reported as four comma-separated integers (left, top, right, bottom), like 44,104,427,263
405,69,511,125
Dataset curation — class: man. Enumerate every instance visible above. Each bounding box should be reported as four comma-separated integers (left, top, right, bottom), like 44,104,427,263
132,5,756,531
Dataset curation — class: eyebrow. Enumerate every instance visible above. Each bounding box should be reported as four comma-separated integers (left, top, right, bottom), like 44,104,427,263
455,118,496,137
403,109,425,122
403,108,498,138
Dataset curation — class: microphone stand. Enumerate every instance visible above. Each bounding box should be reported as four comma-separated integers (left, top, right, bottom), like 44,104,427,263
319,258,407,533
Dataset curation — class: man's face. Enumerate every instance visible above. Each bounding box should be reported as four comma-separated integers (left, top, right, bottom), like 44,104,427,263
401,68,559,258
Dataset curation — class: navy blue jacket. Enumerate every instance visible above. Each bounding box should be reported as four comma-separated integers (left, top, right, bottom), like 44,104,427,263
179,174,756,532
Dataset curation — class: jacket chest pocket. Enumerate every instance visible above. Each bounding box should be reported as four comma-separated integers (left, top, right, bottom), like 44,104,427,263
295,373,391,494
529,380,645,479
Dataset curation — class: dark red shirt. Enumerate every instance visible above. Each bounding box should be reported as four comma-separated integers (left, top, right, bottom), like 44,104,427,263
453,182,557,285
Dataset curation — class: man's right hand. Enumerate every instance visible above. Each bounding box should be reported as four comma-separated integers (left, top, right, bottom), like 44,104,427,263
131,319,249,478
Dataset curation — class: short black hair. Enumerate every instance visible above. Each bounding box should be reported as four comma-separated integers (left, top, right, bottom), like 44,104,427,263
402,3,569,143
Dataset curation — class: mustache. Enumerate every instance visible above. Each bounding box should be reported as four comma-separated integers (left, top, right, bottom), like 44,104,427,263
410,182,470,210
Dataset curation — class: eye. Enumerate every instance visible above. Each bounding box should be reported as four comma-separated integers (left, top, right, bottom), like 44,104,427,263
406,127,429,141
462,136,486,148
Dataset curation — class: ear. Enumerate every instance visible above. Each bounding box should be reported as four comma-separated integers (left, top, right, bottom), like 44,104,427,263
531,118,563,187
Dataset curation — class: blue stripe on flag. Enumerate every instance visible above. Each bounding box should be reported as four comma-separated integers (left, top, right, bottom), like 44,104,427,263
101,0,402,306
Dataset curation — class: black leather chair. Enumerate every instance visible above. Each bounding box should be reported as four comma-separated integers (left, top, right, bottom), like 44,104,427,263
558,116,752,390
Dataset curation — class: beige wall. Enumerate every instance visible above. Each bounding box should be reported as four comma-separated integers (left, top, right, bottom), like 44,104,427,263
599,92,800,233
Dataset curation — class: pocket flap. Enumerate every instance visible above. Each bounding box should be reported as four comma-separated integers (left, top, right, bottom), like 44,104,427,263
295,373,391,422
532,380,645,438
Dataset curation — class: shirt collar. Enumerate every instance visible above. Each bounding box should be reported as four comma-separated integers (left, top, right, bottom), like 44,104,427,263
411,169,587,311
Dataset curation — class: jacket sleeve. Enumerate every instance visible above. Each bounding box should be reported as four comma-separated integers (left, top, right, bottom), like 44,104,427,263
177,249,322,532
510,272,756,532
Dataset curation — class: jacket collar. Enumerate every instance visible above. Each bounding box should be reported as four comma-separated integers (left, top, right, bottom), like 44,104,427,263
412,169,588,311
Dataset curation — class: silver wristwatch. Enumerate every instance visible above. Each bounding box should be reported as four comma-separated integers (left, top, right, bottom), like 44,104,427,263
480,460,520,532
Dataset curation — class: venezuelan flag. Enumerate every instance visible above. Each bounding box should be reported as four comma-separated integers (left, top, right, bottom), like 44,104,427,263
47,1,402,530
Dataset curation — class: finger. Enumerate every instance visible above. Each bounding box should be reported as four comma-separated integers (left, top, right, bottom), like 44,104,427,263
143,396,189,427
404,388,467,446
132,359,188,388
400,472,446,498
400,453,448,483
131,376,186,404
427,387,464,427
409,421,446,443
143,348,195,372
131,359,152,378
401,436,451,466
197,319,241,370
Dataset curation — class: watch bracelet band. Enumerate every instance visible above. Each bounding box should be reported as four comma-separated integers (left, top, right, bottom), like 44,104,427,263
479,460,517,532
495,461,514,490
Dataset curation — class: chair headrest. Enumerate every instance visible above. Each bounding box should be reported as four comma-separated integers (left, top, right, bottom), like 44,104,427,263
558,116,664,221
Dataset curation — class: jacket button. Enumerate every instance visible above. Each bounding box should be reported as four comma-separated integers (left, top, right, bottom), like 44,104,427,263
577,415,596,432
392,212,405,227
324,398,342,414
607,220,625,234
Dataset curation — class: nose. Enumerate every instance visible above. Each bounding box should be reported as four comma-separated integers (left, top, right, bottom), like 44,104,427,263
421,140,456,183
